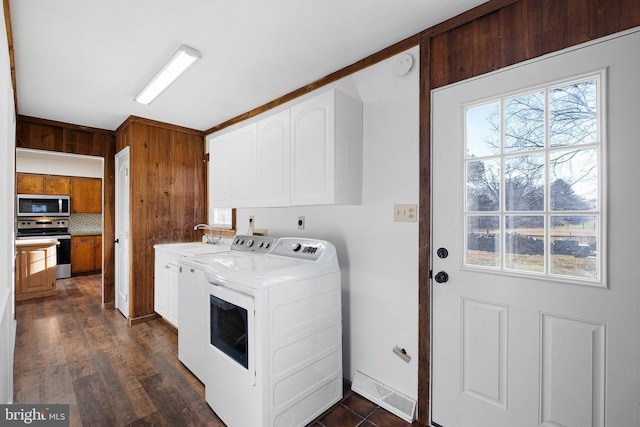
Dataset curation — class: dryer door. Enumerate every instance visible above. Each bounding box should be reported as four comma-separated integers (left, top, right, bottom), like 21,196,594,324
208,281,256,386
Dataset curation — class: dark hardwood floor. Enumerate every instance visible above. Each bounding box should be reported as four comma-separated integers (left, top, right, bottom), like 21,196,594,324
13,274,416,427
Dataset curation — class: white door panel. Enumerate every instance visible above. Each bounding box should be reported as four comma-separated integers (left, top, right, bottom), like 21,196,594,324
431,29,640,427
115,147,130,319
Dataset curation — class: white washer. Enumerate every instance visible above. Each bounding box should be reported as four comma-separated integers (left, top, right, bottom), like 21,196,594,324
178,236,276,383
188,236,342,427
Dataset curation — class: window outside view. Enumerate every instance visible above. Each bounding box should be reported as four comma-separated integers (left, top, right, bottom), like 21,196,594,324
464,75,602,283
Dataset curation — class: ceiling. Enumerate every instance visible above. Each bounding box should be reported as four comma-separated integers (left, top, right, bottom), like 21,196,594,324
9,0,486,132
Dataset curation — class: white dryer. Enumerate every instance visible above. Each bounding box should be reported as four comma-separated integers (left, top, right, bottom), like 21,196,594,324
187,236,342,427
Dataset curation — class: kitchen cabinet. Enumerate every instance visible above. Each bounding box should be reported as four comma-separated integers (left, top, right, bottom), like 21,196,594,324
71,234,102,274
16,240,57,301
290,89,363,205
71,177,102,213
207,89,362,208
258,109,290,207
154,252,179,328
16,173,71,195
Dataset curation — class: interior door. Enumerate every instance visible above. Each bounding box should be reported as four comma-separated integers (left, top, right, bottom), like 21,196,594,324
431,30,640,427
115,147,130,318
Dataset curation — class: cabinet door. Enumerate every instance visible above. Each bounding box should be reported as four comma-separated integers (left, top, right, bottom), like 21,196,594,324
71,236,96,273
71,177,102,213
231,123,258,207
45,176,71,195
209,132,233,208
94,235,102,271
258,110,290,207
18,245,56,294
290,90,335,205
16,173,45,194
154,257,170,317
167,264,180,328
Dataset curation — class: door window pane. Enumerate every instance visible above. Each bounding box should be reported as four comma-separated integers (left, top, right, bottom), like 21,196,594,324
505,216,545,273
504,91,545,153
466,103,500,157
550,148,598,211
504,154,544,211
550,216,598,279
467,159,500,211
467,216,500,268
549,80,598,147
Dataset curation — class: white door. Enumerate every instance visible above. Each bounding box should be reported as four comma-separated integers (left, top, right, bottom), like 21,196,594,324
431,30,640,427
115,147,130,318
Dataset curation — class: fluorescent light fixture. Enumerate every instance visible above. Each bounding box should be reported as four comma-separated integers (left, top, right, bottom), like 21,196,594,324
134,44,202,105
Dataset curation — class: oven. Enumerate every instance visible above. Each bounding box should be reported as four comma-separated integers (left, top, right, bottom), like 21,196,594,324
17,217,72,279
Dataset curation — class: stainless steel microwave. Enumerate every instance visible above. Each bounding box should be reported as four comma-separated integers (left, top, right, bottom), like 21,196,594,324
17,194,70,217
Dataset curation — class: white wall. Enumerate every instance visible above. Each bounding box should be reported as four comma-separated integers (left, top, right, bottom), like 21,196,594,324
211,47,420,398
16,148,103,178
0,4,17,404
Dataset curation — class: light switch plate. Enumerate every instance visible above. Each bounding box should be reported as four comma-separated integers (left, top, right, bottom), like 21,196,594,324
393,204,417,222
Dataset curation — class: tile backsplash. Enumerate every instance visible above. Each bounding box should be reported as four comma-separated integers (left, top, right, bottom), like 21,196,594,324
69,213,102,234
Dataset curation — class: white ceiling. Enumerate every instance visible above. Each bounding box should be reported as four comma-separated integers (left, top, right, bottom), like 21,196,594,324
10,0,486,132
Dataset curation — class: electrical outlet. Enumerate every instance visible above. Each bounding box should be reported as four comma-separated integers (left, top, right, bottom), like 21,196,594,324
393,204,417,222
297,216,305,230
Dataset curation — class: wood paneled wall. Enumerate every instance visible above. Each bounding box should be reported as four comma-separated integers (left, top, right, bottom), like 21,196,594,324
416,0,640,424
116,116,206,323
16,116,117,306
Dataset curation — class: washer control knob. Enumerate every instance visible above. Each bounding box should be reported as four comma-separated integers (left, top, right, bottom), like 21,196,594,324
292,243,302,252
246,239,254,247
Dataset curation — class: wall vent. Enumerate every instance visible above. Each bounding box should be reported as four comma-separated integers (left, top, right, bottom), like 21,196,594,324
351,370,416,422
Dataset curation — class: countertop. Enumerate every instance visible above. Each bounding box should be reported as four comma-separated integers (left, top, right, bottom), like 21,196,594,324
16,238,59,247
154,240,232,257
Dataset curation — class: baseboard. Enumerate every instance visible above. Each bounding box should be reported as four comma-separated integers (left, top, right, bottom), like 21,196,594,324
128,312,160,326
103,301,115,309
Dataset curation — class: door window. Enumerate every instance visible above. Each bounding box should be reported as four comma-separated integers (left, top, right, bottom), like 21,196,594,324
464,74,604,285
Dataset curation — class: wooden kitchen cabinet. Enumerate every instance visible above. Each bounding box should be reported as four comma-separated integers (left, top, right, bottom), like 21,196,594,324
16,241,57,301
71,234,102,274
71,177,102,213
16,173,71,195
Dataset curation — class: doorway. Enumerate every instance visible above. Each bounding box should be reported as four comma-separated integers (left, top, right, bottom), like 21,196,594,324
115,147,130,318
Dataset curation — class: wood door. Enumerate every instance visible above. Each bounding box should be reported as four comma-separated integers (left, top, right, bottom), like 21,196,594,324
71,177,102,213
71,236,95,274
431,30,640,427
16,173,44,194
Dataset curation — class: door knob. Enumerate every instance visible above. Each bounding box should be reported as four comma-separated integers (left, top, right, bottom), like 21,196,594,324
114,238,120,244
434,271,449,283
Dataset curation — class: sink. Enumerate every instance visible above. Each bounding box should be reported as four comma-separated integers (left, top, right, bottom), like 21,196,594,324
154,242,230,257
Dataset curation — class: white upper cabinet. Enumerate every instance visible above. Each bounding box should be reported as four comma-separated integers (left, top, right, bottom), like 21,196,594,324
258,109,290,207
231,123,258,208
209,131,233,208
207,89,362,208
290,89,362,206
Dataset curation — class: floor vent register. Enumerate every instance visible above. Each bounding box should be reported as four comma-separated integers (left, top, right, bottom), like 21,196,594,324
351,370,416,422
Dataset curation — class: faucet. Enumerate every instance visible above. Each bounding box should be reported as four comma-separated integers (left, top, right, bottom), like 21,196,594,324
193,223,220,245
